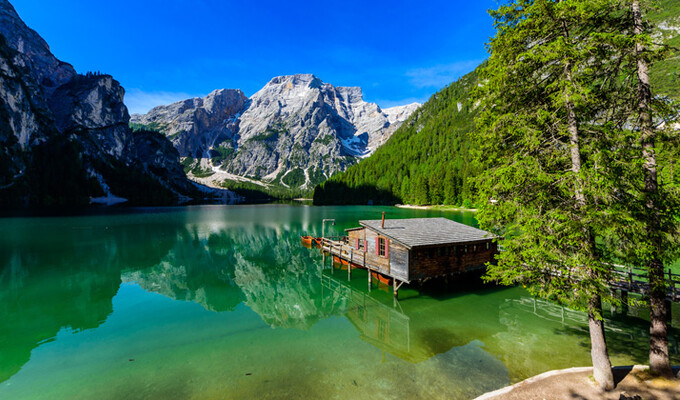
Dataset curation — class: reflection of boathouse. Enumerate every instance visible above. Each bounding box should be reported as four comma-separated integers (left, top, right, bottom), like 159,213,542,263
323,217,498,296
321,272,419,361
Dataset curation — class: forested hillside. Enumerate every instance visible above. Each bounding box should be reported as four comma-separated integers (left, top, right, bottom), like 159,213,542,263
313,67,480,206
649,0,680,99
314,0,679,207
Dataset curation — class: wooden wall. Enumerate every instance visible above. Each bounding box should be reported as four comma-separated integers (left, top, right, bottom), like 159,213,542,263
348,229,364,250
409,241,498,281
348,227,494,283
364,229,390,273
348,228,409,280
389,241,409,281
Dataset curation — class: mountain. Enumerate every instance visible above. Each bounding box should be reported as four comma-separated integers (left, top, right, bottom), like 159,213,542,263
131,74,419,191
0,0,207,206
313,1,680,207
313,68,479,206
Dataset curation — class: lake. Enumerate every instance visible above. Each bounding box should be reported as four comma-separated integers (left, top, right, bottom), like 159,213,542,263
0,204,678,399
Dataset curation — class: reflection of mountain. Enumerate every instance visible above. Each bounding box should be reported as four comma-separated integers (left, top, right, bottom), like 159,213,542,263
0,216,179,383
231,229,343,329
123,228,242,312
122,223,346,329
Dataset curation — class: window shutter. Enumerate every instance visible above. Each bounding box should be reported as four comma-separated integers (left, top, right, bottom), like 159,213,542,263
385,239,390,259
375,237,379,256
355,238,359,249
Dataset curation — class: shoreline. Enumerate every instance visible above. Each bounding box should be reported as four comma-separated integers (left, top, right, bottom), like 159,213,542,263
474,365,680,400
395,204,478,212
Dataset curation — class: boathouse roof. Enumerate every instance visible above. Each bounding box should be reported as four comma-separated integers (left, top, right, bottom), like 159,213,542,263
358,217,495,249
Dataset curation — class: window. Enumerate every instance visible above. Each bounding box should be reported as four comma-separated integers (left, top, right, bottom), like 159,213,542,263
486,242,490,250
378,237,386,257
358,239,364,250
437,247,443,257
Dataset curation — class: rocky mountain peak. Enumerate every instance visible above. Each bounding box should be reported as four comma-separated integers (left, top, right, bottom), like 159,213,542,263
0,0,205,205
131,88,248,159
335,86,365,104
132,74,421,191
0,0,75,88
267,73,323,89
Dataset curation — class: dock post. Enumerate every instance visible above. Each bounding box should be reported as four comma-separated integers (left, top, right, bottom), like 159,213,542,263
665,300,672,322
393,279,398,299
348,247,353,280
368,269,372,291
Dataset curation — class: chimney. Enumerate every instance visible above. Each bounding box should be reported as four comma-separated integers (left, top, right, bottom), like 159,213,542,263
381,211,385,228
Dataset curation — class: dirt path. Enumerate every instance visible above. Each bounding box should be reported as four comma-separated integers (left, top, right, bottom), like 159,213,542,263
475,365,679,400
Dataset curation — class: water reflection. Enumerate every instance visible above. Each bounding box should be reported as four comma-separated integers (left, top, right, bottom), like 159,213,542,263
1,205,679,397
0,215,178,382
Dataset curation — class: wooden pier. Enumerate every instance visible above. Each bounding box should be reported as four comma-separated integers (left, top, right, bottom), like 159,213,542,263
319,217,499,298
315,216,680,303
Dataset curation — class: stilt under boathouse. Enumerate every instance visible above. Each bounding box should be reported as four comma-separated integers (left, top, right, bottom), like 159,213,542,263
320,216,499,298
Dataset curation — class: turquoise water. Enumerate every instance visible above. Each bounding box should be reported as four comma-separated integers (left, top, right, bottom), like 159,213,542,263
0,205,678,399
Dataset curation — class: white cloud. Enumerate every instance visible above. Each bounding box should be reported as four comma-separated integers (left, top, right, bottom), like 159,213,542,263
124,88,201,115
406,60,482,89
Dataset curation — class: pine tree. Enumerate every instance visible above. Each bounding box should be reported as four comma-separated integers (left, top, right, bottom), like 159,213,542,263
626,0,679,377
473,0,635,389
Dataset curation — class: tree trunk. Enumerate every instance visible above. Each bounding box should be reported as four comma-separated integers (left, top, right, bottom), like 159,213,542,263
632,0,673,377
561,18,614,389
561,20,586,208
589,294,615,390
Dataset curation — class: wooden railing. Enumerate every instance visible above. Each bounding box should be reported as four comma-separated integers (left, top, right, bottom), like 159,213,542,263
537,263,680,302
609,265,680,301
319,236,396,275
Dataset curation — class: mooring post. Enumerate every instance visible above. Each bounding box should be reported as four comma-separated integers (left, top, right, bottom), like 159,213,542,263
348,247,352,280
393,279,398,299
368,269,372,291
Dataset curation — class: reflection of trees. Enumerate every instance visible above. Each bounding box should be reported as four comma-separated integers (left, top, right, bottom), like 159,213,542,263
493,297,680,382
0,216,178,383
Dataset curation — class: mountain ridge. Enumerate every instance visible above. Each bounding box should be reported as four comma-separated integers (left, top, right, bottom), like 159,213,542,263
0,0,217,206
131,73,420,192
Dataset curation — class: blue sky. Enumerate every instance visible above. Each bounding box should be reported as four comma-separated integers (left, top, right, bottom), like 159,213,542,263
11,0,496,114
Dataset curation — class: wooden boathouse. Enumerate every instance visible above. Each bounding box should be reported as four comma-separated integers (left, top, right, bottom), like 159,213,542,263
321,217,498,297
